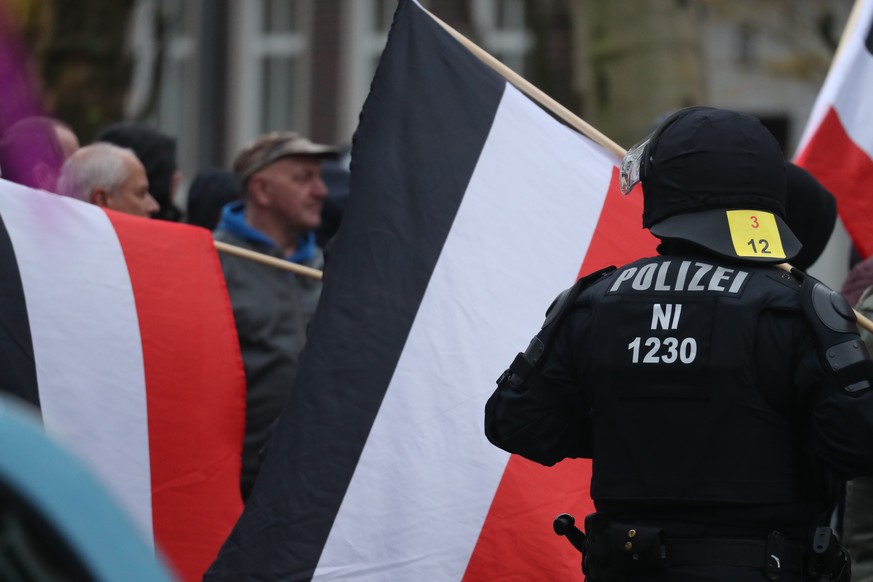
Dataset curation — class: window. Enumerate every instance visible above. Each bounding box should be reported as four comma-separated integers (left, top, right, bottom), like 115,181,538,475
128,0,196,134
156,0,195,131
229,0,311,151
258,0,307,132
342,0,393,141
473,0,532,74
128,0,198,197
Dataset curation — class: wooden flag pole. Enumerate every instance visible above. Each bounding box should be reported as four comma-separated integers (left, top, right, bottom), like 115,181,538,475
214,241,324,281
856,306,873,335
832,0,866,65
420,4,873,336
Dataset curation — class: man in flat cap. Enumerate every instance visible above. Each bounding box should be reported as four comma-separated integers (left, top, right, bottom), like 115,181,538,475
214,131,338,501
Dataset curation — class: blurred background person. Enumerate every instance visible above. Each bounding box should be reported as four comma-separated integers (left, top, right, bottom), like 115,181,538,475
841,250,873,309
56,142,159,218
95,122,182,222
783,162,837,272
0,116,79,191
214,130,337,501
316,145,351,248
51,118,81,159
185,168,242,231
845,284,873,579
783,160,873,579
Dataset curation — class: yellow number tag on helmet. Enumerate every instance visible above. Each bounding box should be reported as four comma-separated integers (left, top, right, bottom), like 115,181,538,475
726,210,786,259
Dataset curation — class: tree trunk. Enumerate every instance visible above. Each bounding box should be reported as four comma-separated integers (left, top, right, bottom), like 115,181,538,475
10,0,136,142
571,0,706,148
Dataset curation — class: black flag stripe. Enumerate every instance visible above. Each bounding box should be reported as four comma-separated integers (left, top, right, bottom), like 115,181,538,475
204,1,505,579
0,211,38,408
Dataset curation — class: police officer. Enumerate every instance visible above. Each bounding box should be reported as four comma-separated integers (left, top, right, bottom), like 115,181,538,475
484,107,873,581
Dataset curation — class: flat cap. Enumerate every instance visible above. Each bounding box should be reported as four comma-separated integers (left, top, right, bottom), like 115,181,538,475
233,131,339,182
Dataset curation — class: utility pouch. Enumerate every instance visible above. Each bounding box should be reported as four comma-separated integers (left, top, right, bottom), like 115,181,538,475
808,527,851,582
581,514,666,581
581,514,611,579
603,523,667,572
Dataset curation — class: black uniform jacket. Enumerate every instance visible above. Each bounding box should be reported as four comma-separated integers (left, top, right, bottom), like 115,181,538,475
485,253,873,527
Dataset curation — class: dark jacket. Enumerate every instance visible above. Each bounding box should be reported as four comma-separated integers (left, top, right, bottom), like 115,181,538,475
486,252,873,533
214,201,323,500
843,287,873,578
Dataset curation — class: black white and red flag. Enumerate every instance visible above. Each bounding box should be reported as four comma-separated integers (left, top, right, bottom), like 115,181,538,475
206,1,657,579
795,0,873,256
0,182,245,582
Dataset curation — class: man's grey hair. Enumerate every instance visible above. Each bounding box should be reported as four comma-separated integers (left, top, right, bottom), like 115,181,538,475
56,143,135,202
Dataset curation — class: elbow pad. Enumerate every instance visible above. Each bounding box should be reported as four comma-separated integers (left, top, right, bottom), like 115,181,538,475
797,269,873,394
496,266,616,391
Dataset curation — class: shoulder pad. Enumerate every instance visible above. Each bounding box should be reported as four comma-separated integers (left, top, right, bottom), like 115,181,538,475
797,269,873,393
805,279,857,334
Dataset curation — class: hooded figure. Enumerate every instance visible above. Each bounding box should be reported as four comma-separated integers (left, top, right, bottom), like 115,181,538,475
783,163,837,272
185,168,242,231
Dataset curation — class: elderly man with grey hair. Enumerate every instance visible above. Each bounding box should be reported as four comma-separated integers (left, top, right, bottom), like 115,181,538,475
56,142,159,218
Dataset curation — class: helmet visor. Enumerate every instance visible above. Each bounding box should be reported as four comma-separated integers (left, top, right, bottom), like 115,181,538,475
619,137,650,195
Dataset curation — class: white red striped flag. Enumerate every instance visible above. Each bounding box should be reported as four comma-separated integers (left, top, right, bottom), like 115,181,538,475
206,0,657,579
0,180,246,582
794,0,873,257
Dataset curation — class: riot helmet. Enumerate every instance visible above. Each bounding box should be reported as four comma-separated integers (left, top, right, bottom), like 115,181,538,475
620,106,801,264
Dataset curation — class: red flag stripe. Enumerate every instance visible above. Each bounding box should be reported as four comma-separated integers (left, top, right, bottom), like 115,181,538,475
0,182,245,582
107,212,246,582
577,171,654,277
795,107,873,258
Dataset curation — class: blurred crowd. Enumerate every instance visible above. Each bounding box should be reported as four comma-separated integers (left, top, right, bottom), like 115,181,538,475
0,116,348,503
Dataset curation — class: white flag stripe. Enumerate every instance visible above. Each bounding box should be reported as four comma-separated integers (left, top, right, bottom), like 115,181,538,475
796,0,873,155
0,184,153,543
317,85,613,579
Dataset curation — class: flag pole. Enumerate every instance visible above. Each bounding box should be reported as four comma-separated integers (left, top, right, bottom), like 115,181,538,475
418,5,626,160
832,0,866,64
421,5,873,336
856,305,873,335
214,241,324,281
794,0,866,156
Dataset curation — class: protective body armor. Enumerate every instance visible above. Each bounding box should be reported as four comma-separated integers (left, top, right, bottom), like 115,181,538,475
578,255,809,504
